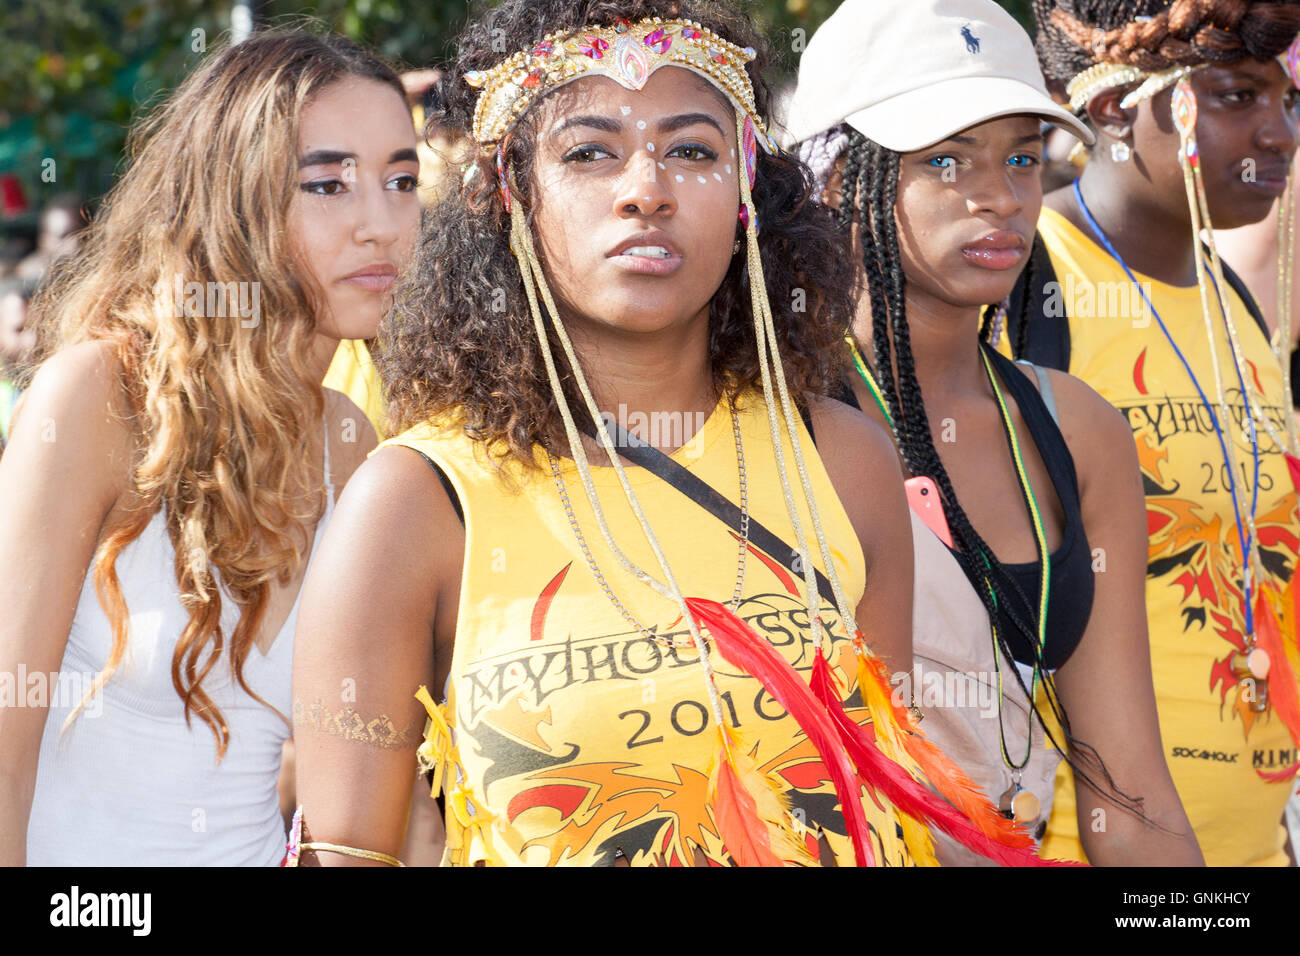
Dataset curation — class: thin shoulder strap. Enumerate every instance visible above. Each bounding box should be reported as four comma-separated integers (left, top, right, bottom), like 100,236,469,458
1016,360,1060,428
321,417,336,505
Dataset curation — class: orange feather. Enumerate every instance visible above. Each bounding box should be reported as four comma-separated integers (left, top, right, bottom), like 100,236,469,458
1254,592,1300,752
708,726,817,867
855,639,1039,849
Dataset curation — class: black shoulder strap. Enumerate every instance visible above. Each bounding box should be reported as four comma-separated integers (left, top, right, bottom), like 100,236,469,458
1007,232,1071,371
835,373,861,410
574,416,837,605
1215,253,1271,344
799,402,816,447
411,448,465,526
1292,345,1300,410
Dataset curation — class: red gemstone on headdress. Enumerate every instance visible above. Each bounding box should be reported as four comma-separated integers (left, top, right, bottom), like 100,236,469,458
579,35,609,59
738,204,750,229
614,18,630,33
521,66,543,88
532,41,554,57
709,47,726,63
645,28,672,54
682,26,703,41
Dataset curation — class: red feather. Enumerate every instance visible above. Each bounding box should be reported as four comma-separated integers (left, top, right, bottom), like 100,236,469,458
811,648,1068,866
1285,453,1300,495
1257,762,1300,783
686,597,877,866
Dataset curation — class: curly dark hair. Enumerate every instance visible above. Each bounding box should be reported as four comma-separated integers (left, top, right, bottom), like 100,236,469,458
1034,0,1300,84
376,0,853,466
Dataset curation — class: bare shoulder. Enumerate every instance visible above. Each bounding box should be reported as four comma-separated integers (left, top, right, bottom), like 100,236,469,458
0,340,138,544
320,442,462,628
1033,367,1137,496
20,340,132,429
11,340,134,478
330,443,461,562
805,394,902,483
804,395,907,549
322,387,380,487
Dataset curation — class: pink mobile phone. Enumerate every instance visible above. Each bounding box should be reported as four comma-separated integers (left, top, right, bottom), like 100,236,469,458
904,476,953,548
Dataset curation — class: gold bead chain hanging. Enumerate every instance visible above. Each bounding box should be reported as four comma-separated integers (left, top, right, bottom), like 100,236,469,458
545,400,751,650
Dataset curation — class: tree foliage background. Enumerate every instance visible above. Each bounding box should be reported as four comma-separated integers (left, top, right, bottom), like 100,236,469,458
0,0,1034,208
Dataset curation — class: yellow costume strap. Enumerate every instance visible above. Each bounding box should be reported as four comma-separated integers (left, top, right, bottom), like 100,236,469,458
414,684,453,799
444,779,527,867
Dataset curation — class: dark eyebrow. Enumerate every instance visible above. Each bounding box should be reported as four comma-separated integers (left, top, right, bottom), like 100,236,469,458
299,149,354,168
551,112,728,138
657,112,727,136
1012,133,1045,146
553,115,623,136
299,147,419,168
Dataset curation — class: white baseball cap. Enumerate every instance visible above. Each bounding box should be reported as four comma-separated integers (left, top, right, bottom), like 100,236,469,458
784,0,1094,152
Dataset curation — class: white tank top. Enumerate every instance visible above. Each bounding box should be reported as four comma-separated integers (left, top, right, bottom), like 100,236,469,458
26,429,334,866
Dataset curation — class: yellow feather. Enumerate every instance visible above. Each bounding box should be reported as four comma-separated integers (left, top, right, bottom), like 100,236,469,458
898,810,940,867
710,725,819,867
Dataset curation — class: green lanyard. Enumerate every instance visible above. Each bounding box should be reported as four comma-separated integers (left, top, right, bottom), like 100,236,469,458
846,336,1051,770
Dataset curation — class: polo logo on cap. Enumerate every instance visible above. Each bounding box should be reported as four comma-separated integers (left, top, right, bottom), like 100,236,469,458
961,24,980,54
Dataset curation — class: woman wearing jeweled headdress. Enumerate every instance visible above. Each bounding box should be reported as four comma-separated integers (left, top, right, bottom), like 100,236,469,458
287,0,1063,867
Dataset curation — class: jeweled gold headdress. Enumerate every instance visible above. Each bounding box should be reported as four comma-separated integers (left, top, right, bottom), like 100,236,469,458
464,16,775,151
1065,60,1203,112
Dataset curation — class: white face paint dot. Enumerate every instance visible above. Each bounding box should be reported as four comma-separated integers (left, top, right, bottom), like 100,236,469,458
636,120,646,129
674,174,684,182
697,175,707,184
657,161,666,170
620,106,632,115
712,172,723,182
646,142,655,152
725,164,732,174
730,148,735,158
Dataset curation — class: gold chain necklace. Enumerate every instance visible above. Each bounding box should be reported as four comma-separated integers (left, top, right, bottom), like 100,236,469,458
547,400,749,649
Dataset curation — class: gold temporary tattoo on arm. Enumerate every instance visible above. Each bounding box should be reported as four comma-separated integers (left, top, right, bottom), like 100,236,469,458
293,698,422,750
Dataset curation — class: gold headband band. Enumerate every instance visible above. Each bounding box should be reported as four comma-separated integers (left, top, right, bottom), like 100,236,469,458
1065,61,1205,113
463,16,774,151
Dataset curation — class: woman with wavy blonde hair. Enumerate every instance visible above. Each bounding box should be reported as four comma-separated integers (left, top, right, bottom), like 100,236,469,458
0,27,420,865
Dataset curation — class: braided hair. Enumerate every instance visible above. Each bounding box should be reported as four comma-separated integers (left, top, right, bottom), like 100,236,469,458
980,241,1039,360
834,125,1150,819
1034,0,1300,87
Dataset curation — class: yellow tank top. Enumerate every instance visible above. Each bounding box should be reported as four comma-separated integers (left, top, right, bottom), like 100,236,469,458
1035,207,1298,866
323,339,387,438
380,391,913,866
